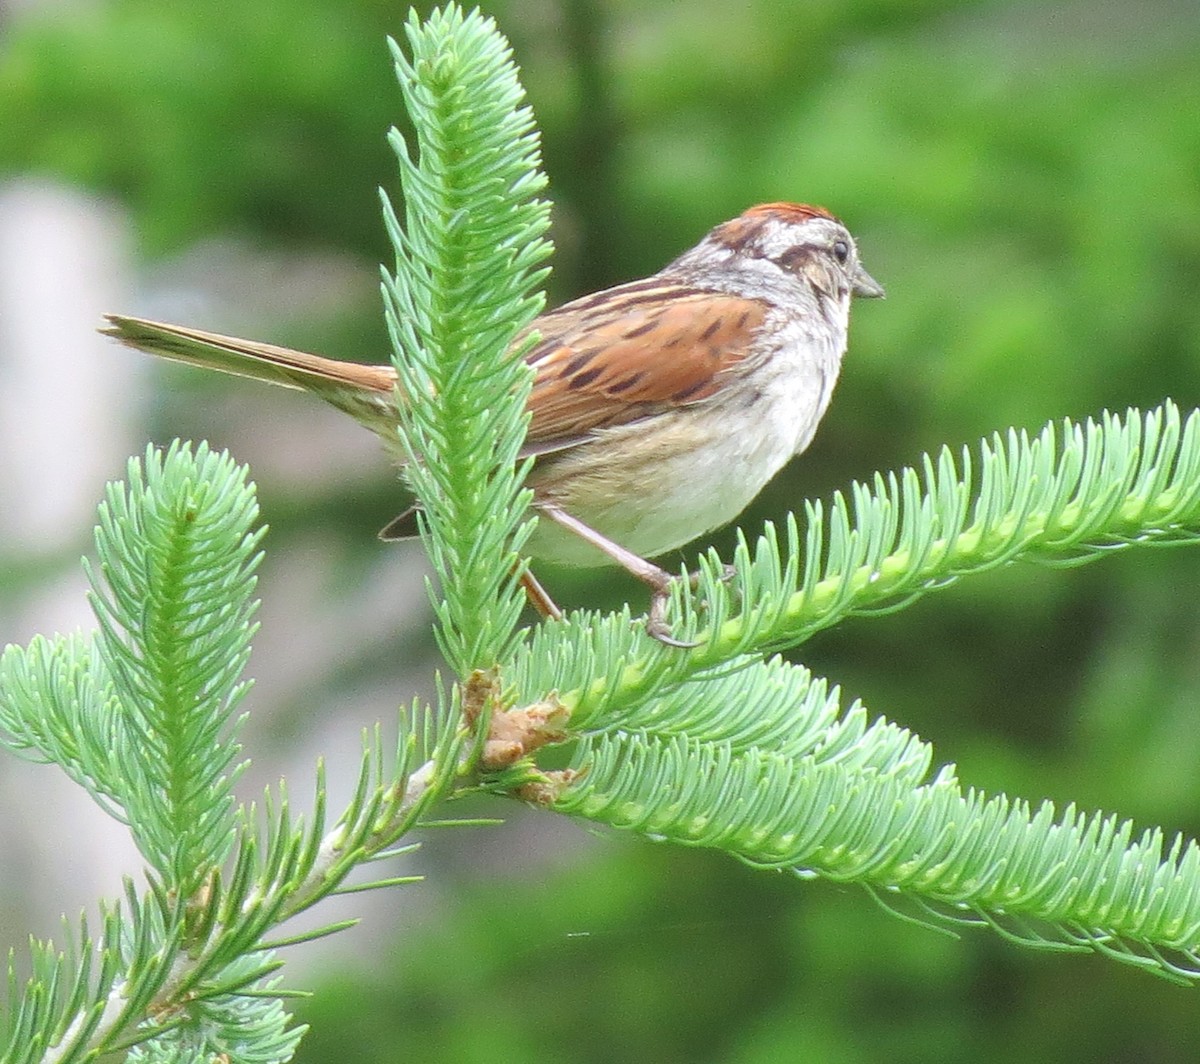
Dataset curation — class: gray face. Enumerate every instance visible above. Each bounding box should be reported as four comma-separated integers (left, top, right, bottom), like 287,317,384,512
759,216,885,301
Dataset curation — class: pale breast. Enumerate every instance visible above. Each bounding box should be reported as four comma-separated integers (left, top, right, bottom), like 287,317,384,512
526,323,843,568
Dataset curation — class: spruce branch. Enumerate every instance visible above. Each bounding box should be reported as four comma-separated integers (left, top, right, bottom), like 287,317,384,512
498,404,1200,983
7,3,1200,1060
510,402,1200,727
0,635,125,819
380,4,552,677
557,714,1200,983
83,442,262,894
1,11,553,1057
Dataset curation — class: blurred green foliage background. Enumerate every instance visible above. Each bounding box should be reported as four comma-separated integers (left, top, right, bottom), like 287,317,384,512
2,0,1200,1059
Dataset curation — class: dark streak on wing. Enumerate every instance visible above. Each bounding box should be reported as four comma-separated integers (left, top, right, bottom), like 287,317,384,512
562,350,598,375
606,373,645,393
567,366,605,390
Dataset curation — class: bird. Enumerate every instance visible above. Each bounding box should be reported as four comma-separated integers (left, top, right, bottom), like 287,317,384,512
103,202,883,643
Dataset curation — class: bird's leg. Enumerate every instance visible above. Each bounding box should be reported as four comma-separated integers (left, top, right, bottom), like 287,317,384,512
536,502,698,648
381,505,566,622
517,566,563,621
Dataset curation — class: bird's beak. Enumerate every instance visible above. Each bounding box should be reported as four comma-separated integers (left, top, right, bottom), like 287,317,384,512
852,265,885,299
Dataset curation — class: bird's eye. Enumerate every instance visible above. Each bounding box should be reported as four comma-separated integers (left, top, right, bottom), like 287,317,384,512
832,239,850,264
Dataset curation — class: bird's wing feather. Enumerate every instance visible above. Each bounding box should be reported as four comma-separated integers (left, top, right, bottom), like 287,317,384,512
523,282,767,451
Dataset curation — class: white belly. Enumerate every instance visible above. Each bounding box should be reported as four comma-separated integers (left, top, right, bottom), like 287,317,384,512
527,346,838,568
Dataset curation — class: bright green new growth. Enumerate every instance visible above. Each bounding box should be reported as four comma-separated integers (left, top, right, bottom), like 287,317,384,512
90,443,261,890
5,4,1200,1062
380,5,552,676
0,9,525,1060
559,657,1200,982
509,402,1200,727
0,444,302,1062
531,403,1200,980
0,442,260,897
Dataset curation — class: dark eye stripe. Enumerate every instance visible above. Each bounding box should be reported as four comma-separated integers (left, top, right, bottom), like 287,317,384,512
777,246,813,271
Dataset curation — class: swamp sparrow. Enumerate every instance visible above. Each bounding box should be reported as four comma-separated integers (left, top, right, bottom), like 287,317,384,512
103,202,883,642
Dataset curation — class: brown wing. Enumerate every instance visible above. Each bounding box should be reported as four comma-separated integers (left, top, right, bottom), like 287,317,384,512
523,281,768,453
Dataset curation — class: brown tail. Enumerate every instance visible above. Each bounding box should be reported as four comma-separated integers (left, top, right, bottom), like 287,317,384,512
101,314,401,436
